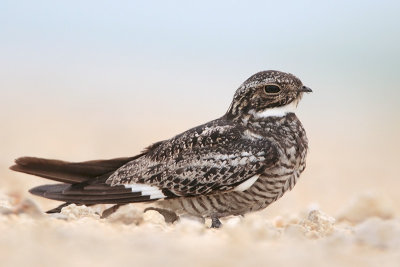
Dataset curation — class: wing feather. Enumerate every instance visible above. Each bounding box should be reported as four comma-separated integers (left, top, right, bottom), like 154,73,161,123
107,119,279,197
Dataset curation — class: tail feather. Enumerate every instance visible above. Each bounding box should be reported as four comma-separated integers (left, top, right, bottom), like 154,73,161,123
29,183,154,205
10,153,157,207
29,183,70,196
10,156,140,184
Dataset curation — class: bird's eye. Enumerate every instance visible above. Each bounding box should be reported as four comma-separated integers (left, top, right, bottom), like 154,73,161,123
264,85,281,94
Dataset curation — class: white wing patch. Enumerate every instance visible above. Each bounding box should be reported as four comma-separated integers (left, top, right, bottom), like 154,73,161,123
124,184,166,200
234,175,260,192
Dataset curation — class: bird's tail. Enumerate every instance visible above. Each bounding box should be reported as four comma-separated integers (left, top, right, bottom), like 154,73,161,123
10,156,137,184
10,155,153,206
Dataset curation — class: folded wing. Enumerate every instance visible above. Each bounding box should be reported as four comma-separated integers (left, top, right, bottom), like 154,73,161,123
108,120,279,199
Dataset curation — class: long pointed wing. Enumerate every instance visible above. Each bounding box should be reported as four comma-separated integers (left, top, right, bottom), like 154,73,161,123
107,119,279,198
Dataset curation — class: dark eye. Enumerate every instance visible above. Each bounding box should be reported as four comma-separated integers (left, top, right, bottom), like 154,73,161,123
264,85,281,94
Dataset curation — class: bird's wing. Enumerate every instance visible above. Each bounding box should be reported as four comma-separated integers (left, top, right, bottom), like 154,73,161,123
106,119,279,199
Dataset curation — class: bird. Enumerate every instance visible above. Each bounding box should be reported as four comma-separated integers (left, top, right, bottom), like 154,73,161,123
10,70,312,228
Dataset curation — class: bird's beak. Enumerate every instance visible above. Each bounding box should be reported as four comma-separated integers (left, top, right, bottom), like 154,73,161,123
298,86,312,93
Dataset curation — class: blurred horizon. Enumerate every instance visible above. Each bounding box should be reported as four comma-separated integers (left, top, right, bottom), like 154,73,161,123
1,0,399,215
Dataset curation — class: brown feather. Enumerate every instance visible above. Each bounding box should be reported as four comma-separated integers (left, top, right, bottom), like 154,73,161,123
10,155,142,183
29,183,153,204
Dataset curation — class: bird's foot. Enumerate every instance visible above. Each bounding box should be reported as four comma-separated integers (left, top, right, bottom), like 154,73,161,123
211,216,222,228
101,204,125,218
144,207,179,223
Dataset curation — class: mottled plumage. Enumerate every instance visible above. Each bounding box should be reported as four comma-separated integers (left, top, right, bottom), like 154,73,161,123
10,70,312,227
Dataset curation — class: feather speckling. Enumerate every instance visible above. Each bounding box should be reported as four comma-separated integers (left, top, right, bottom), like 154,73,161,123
11,70,311,227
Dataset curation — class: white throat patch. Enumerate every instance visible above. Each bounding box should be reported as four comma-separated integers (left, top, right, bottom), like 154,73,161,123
251,101,298,118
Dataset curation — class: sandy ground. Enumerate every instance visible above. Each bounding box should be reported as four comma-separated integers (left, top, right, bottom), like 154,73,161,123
1,117,399,267
1,191,399,267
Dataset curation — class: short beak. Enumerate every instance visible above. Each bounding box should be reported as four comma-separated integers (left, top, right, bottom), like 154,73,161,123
299,86,312,93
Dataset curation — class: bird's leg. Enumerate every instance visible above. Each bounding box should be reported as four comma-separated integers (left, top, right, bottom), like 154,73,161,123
211,216,222,228
101,204,126,218
144,207,179,223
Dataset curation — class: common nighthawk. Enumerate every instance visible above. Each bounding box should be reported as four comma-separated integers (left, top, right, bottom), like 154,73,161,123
10,70,312,228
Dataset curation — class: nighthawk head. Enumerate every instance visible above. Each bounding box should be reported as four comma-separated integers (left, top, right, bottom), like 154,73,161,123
226,70,312,119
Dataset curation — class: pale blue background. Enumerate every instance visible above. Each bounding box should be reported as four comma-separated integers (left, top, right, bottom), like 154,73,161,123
1,0,400,213
1,0,399,121
0,0,399,146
